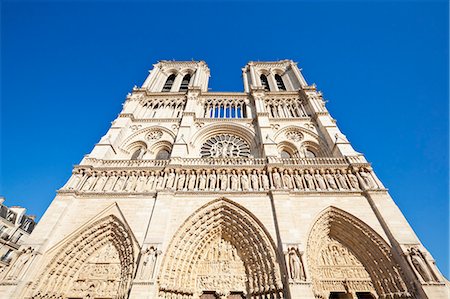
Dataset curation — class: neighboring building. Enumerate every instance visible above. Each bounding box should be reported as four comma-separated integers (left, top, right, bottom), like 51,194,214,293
0,197,36,275
1,60,448,299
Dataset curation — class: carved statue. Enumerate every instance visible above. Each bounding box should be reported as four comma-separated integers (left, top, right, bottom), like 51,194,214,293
287,247,305,281
139,246,160,281
324,170,338,190
177,171,186,191
282,170,293,189
135,172,147,192
272,169,282,189
250,170,259,191
304,170,315,190
102,173,116,191
144,172,155,192
156,171,165,189
314,170,326,190
360,169,376,189
347,171,359,190
124,173,137,192
261,171,270,190
113,174,126,191
293,170,303,190
81,174,96,191
220,170,228,191
93,173,107,192
409,247,435,282
187,171,196,191
241,171,249,191
66,170,82,190
166,170,176,190
230,170,239,191
199,171,207,190
209,170,217,191
5,247,33,281
335,169,348,190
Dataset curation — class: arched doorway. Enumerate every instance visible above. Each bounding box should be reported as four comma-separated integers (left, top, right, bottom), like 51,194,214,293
158,198,284,299
307,207,412,299
29,215,137,299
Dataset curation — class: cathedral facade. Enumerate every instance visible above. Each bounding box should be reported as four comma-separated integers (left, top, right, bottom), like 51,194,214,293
1,60,448,299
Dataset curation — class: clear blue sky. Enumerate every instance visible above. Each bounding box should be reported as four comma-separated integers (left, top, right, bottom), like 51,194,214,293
1,1,448,277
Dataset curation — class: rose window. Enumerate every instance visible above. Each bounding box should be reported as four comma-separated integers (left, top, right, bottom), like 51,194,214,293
201,134,250,158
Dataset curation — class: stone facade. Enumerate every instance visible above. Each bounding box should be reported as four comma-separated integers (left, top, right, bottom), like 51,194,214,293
1,60,448,299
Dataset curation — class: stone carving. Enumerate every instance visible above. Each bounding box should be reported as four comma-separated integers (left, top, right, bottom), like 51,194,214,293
188,171,197,191
272,169,282,189
347,171,360,190
30,215,135,299
285,130,304,142
230,170,239,191
304,170,315,190
286,247,306,282
261,170,270,190
335,169,348,190
240,170,249,191
250,170,259,191
283,170,294,189
293,170,303,190
324,170,337,190
177,171,186,191
314,170,326,191
199,171,207,190
360,169,376,189
158,199,284,299
220,170,228,191
146,129,163,141
138,246,161,281
209,170,217,191
201,134,250,158
407,247,437,283
64,166,376,194
166,169,176,190
5,247,34,281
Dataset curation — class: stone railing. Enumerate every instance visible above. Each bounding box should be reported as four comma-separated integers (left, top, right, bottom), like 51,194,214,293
83,158,169,168
170,157,266,167
268,157,348,166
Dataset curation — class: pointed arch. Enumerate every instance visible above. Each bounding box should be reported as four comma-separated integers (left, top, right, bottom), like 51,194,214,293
162,74,176,92
158,198,284,298
179,73,191,91
30,215,137,299
306,206,412,299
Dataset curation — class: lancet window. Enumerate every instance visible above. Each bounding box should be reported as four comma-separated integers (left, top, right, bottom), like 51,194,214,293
131,147,146,160
200,134,250,158
156,149,171,160
265,97,308,118
179,74,191,91
203,97,247,118
260,74,270,91
138,98,185,118
162,74,176,92
275,74,287,91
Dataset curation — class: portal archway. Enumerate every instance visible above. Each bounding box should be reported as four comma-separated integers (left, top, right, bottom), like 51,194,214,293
158,198,284,299
307,207,412,299
29,215,137,299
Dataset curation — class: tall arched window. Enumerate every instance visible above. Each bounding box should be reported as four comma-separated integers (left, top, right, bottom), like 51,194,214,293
179,74,191,91
280,150,291,159
162,74,176,92
131,147,145,160
260,74,270,91
275,74,286,91
156,149,171,160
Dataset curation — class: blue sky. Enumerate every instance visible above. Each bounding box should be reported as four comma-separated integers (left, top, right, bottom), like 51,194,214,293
1,1,448,276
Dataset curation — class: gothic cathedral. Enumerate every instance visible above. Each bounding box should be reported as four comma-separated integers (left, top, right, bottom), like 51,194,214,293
1,60,448,299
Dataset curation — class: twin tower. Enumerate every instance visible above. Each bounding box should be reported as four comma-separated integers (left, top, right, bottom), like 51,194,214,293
0,60,447,299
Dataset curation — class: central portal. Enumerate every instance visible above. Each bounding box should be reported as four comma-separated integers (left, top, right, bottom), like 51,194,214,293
197,238,247,298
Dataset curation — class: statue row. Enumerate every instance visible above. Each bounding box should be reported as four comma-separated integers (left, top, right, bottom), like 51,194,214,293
63,167,379,193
